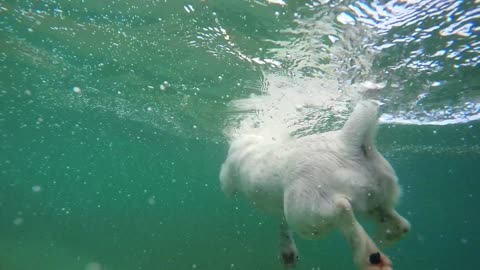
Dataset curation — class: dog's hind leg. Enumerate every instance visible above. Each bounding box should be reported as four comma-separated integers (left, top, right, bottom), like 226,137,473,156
279,218,299,269
335,196,393,270
284,183,392,270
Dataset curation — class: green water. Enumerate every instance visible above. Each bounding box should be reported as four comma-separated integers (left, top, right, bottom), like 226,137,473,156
1,0,479,270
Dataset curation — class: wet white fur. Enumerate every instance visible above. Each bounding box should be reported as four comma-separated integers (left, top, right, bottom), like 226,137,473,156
220,100,410,270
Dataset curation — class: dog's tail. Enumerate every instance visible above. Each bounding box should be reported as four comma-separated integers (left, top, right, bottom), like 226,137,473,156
340,100,379,152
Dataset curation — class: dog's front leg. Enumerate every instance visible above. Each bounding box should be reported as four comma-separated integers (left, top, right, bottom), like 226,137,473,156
279,218,299,268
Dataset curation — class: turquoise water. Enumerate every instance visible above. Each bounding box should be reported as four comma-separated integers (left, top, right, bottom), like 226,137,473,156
1,0,479,269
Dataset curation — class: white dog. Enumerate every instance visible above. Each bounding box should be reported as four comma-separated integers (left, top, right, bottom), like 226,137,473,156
220,100,410,270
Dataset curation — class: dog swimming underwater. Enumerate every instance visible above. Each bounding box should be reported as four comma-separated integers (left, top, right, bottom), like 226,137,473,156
220,100,410,270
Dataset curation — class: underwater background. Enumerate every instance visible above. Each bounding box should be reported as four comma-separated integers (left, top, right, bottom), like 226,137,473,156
1,0,479,269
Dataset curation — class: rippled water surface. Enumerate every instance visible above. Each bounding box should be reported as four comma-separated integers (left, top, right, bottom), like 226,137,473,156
1,1,479,270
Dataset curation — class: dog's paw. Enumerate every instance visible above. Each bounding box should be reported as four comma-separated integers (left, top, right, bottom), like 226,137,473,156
280,249,299,268
376,218,410,245
363,252,392,270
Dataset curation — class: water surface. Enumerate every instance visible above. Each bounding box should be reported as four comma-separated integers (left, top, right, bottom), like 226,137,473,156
1,1,479,270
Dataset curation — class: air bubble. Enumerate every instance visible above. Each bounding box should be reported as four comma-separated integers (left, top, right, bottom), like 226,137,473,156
85,262,102,270
147,196,156,205
13,217,24,226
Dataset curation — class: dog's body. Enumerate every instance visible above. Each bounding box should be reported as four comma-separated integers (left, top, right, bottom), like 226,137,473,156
220,100,410,270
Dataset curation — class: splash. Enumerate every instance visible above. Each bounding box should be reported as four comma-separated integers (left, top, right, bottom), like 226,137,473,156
225,3,375,139
226,0,480,140
225,73,361,140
